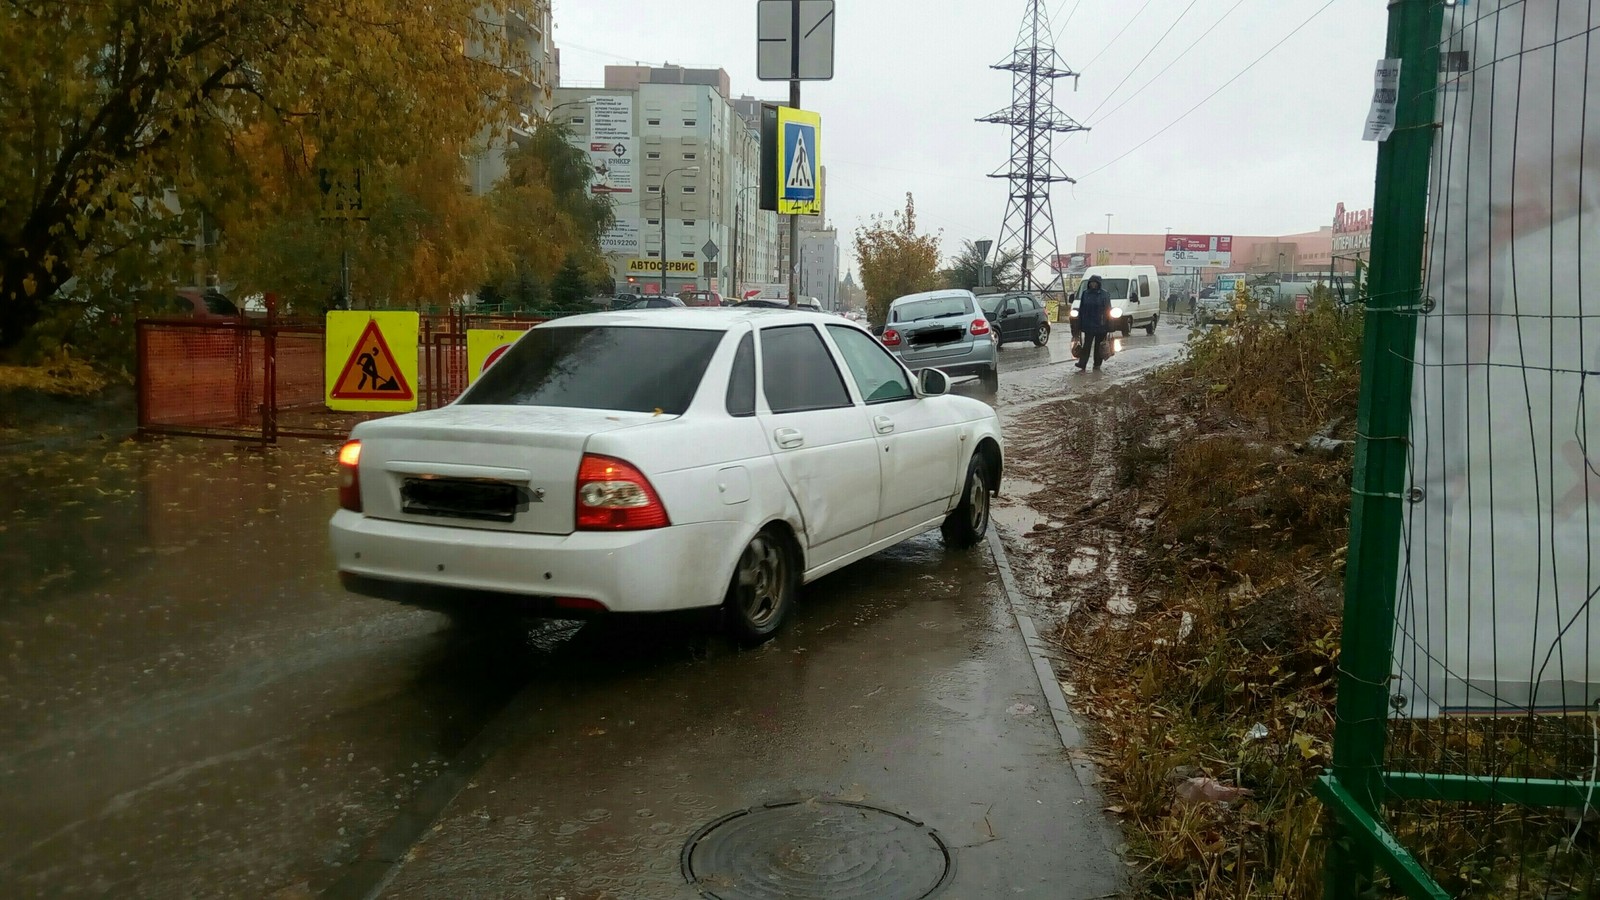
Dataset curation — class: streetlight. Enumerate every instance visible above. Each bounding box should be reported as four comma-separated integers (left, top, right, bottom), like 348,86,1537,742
659,165,701,294
733,183,759,297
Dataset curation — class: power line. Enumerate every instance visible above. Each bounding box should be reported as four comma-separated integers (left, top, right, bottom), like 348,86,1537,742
1088,0,1252,129
1078,0,1157,73
1049,0,1087,40
1077,0,1340,181
1080,0,1203,124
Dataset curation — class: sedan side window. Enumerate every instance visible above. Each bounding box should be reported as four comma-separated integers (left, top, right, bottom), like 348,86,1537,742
726,333,756,417
761,325,852,413
827,325,914,404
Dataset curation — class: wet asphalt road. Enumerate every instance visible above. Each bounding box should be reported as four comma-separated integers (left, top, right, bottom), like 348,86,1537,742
0,324,1187,899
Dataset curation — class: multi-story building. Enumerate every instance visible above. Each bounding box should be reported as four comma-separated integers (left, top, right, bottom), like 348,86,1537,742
468,2,558,195
554,67,783,296
1071,220,1358,283
799,228,840,310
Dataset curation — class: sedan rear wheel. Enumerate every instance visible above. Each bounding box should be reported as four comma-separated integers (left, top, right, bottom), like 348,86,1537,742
724,529,795,644
941,455,991,549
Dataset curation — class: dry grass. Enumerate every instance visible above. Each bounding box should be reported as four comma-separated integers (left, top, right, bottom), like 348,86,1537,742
1043,300,1357,898
0,353,110,398
1032,296,1597,897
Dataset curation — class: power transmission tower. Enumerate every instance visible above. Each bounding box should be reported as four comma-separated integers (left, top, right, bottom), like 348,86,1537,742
978,0,1087,291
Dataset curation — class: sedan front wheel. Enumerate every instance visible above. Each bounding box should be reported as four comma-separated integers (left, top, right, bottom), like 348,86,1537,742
941,455,991,549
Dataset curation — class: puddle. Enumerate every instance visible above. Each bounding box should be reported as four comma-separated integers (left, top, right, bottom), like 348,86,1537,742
992,502,1045,533
1002,478,1045,498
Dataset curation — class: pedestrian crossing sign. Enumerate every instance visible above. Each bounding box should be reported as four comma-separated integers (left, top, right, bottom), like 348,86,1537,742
325,311,419,412
776,106,821,216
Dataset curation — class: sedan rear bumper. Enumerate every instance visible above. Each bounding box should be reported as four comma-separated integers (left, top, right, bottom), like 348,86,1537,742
329,509,744,613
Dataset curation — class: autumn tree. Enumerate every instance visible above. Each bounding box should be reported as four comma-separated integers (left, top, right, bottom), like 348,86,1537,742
483,123,614,305
0,0,526,348
853,194,942,326
942,240,1022,292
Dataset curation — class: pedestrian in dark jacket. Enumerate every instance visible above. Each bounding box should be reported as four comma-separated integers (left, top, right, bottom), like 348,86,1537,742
1075,275,1113,371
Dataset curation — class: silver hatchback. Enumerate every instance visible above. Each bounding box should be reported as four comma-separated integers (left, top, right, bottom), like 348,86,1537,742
879,289,999,393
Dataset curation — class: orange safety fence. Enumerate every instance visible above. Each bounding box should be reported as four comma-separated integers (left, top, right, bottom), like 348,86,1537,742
136,312,548,442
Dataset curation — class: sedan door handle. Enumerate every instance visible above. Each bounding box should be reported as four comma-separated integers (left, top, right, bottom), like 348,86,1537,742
873,415,895,434
773,427,805,449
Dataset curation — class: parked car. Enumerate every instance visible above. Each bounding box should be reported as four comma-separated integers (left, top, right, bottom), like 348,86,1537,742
614,294,686,309
978,292,1051,348
680,290,723,308
734,298,825,312
330,309,1004,643
880,289,1000,393
1069,265,1161,336
159,287,241,320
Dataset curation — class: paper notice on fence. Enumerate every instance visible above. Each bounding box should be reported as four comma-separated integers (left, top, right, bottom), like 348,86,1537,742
1392,2,1600,717
1362,59,1402,141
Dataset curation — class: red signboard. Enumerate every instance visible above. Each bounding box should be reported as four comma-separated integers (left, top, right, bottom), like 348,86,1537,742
1164,234,1234,253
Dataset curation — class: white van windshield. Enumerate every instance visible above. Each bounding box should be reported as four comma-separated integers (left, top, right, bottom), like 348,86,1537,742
1091,278,1132,298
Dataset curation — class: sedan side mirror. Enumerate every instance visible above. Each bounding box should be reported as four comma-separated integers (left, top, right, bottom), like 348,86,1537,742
918,368,950,396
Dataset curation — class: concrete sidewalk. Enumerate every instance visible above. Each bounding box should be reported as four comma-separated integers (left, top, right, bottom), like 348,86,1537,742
366,535,1124,899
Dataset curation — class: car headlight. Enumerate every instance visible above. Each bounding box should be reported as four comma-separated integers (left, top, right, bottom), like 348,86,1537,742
1069,307,1078,318
1110,306,1124,319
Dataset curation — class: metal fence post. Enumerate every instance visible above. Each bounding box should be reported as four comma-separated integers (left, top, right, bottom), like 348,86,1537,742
135,320,149,436
1323,1,1444,897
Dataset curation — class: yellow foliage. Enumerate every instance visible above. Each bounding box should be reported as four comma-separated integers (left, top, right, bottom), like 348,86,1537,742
0,0,529,336
853,194,942,326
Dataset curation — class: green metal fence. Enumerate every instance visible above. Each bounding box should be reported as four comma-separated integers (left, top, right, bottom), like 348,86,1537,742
1320,1,1600,897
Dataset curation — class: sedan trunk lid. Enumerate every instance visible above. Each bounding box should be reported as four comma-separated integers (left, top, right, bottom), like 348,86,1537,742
351,406,667,535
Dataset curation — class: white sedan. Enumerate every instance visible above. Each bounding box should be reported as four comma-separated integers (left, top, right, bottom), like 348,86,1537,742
329,308,1004,642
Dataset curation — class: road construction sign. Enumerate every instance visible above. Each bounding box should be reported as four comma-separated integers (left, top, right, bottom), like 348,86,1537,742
466,329,526,385
776,107,821,216
325,311,418,412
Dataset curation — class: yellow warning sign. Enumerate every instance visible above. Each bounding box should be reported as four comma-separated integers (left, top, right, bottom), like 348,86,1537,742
325,311,419,412
466,329,526,385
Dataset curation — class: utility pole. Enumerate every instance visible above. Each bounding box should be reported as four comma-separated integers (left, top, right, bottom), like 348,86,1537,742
660,165,701,294
787,0,801,309
978,0,1086,291
1105,213,1113,235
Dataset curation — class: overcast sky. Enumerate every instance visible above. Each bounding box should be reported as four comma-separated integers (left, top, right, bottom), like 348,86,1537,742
552,0,1388,272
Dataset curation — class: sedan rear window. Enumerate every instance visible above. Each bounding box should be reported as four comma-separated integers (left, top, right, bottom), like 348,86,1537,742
891,295,971,322
460,326,722,415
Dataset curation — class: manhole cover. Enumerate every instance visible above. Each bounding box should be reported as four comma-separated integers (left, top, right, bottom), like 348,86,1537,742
681,799,952,899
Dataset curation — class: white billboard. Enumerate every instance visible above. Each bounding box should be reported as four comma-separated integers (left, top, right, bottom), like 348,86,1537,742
1393,1,1600,716
1162,234,1232,268
584,139,635,196
589,95,632,141
600,217,640,255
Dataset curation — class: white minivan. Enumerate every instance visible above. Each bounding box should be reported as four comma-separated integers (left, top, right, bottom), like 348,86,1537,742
1069,265,1162,336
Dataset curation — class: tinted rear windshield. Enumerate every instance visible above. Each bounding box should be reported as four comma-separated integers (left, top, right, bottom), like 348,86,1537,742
891,296,971,322
459,326,723,415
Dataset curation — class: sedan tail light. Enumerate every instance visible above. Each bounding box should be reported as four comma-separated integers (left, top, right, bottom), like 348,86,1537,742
881,328,902,346
969,317,991,337
576,454,670,530
337,440,363,512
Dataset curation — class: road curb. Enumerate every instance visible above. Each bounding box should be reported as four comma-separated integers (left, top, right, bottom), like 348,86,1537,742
986,528,1085,751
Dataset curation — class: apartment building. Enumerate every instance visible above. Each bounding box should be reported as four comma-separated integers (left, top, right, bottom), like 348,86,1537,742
555,67,782,296
467,1,558,195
